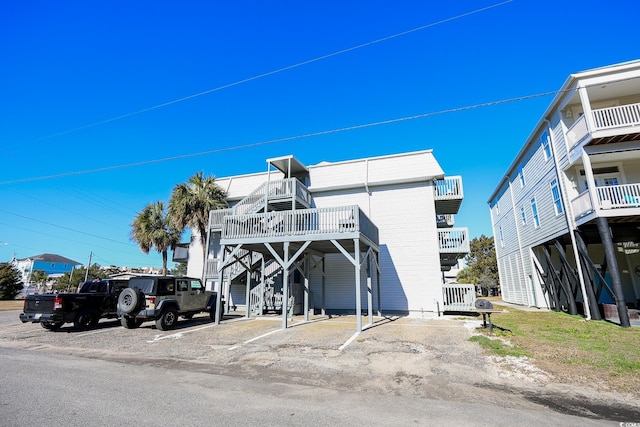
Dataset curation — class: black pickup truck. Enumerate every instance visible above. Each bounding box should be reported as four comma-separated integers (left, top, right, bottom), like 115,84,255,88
19,278,129,331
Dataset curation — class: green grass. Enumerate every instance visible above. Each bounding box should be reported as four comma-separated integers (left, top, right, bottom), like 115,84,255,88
468,335,530,358
467,304,640,392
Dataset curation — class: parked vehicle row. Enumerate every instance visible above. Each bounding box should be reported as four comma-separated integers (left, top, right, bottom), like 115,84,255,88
20,276,221,332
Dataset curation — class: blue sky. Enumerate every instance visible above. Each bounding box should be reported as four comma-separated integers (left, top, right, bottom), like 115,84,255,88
1,0,638,269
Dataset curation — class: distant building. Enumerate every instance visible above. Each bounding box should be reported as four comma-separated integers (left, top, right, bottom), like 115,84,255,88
12,253,82,294
13,253,81,280
488,60,640,326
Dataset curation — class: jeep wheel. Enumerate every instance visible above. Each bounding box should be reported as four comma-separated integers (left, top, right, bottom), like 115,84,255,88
41,321,64,331
120,317,143,329
118,288,141,314
74,309,99,330
156,308,178,331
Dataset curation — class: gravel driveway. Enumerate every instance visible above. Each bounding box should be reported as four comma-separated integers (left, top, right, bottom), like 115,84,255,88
2,310,639,422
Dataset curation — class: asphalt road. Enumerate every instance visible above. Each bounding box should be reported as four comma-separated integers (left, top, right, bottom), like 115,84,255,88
1,309,636,426
1,346,613,427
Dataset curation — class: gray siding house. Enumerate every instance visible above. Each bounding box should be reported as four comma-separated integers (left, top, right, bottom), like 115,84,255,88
488,60,640,327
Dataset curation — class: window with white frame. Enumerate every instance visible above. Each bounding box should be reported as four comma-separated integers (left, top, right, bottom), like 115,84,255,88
531,197,540,228
519,167,525,188
499,226,504,247
550,178,563,215
541,131,552,160
495,203,500,216
520,206,526,225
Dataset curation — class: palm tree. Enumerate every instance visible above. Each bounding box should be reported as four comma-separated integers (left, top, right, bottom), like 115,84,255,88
168,171,227,264
131,201,180,275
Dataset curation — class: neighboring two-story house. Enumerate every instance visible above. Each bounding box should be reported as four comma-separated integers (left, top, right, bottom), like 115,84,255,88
181,150,469,331
488,60,640,327
12,253,82,293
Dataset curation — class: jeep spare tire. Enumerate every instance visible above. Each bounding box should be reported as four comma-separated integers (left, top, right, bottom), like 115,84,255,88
119,288,141,314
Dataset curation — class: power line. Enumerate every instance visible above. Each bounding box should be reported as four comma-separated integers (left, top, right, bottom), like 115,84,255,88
6,72,639,186
33,1,513,142
0,209,136,246
0,88,558,185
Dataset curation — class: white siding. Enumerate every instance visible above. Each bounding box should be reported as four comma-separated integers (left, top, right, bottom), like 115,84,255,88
308,150,444,191
313,181,441,313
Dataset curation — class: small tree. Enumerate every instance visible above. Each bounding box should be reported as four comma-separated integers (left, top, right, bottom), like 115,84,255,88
30,270,49,293
131,201,181,275
457,235,500,296
170,262,187,276
54,264,106,292
168,171,227,267
0,262,24,300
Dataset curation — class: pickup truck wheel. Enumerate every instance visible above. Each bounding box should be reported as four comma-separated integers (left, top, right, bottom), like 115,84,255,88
120,317,143,329
74,309,99,331
41,321,64,331
156,308,178,331
118,288,141,314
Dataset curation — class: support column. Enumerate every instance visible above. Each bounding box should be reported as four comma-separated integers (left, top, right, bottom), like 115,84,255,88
376,253,382,317
281,242,290,330
367,252,373,326
214,245,226,325
596,217,631,327
574,230,602,320
355,239,362,332
321,257,326,316
259,257,265,316
245,264,251,319
304,254,310,322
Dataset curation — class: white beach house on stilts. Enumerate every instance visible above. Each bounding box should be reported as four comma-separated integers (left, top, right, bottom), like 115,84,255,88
181,150,469,331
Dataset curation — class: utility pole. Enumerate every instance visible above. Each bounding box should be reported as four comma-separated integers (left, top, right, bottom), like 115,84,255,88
83,251,92,285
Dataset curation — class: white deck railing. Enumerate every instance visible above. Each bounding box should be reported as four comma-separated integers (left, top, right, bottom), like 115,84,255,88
434,176,463,200
569,102,640,150
233,178,311,215
592,102,640,130
208,208,233,231
222,205,379,243
571,190,593,219
442,283,476,312
571,183,640,220
596,183,640,209
438,228,469,253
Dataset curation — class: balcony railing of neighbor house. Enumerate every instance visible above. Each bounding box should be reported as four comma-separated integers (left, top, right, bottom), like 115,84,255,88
442,283,476,312
592,102,640,130
233,178,311,215
433,176,463,200
568,102,640,150
438,228,469,253
571,190,593,219
222,205,379,244
596,183,640,209
571,183,640,219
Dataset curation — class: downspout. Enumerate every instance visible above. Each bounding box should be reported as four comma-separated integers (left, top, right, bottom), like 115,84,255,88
365,159,371,215
546,118,591,320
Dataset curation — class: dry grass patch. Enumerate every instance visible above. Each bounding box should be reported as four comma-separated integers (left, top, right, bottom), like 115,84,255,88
472,303,640,393
0,300,24,311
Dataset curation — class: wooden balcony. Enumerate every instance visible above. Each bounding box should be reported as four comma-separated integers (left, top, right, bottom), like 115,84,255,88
571,183,640,224
233,178,311,215
438,228,469,255
434,176,463,214
221,205,379,248
567,102,640,162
